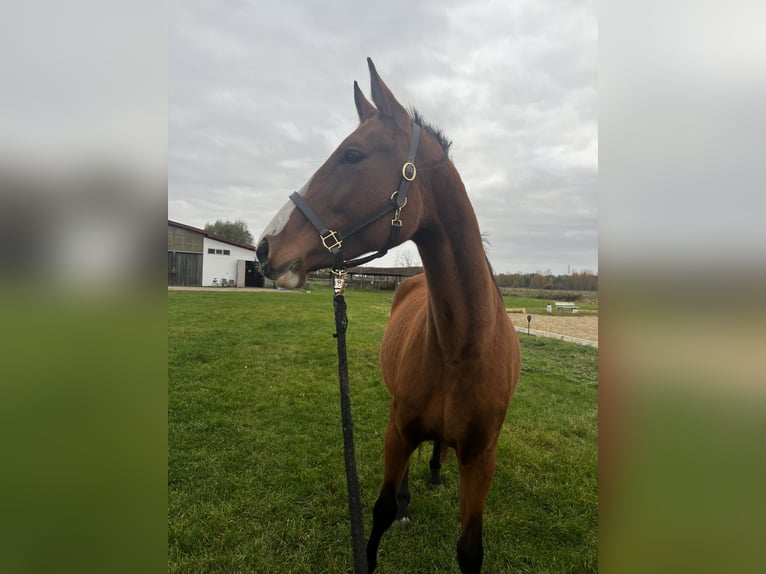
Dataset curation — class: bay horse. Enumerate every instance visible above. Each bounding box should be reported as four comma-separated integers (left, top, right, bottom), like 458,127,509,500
256,58,521,573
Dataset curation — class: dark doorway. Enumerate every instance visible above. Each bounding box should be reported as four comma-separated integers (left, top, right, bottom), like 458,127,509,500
245,260,265,287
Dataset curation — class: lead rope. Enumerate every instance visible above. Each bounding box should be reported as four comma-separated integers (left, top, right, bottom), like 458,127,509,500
288,122,423,573
331,255,368,574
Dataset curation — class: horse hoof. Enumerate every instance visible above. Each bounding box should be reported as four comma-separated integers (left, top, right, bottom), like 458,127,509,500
396,516,411,524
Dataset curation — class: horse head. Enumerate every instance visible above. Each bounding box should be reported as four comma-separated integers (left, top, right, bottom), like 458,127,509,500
256,58,442,288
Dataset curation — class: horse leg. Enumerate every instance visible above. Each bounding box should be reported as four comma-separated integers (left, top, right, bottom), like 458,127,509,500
429,440,443,485
366,421,413,573
395,463,411,522
455,445,497,574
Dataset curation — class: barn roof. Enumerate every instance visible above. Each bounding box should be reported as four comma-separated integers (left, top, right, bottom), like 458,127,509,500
346,266,423,277
168,220,256,251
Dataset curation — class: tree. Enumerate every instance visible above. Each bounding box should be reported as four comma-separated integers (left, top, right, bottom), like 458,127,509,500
529,273,546,289
204,219,254,245
394,245,421,267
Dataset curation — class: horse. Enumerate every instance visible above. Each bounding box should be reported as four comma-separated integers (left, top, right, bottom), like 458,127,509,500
256,58,521,574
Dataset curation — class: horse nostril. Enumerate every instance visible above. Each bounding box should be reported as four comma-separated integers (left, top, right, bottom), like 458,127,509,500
256,238,269,265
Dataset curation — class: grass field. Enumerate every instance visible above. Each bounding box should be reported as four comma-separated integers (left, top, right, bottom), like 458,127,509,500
500,292,598,315
168,289,598,573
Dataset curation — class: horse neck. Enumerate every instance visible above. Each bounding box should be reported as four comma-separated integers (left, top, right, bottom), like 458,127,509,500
413,164,502,356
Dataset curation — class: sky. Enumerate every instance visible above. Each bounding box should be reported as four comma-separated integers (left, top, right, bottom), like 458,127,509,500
169,0,597,275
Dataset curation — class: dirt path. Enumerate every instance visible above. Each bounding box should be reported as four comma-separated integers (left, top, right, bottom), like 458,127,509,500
167,286,296,293
507,312,598,342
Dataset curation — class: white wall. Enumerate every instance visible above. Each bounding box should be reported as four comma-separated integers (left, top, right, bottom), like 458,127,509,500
202,237,255,286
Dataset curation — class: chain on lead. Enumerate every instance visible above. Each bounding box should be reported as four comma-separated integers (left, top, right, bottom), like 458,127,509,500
332,268,348,295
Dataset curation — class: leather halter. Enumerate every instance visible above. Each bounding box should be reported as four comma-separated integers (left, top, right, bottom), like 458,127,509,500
289,121,421,273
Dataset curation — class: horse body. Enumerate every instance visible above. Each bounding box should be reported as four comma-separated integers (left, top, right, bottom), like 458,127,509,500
257,58,521,574
381,195,519,453
371,157,520,574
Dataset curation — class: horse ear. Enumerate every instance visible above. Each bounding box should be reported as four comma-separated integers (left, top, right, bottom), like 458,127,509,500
354,80,375,123
367,57,408,121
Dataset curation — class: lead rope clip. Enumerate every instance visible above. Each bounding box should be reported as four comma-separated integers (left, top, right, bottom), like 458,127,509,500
332,268,348,296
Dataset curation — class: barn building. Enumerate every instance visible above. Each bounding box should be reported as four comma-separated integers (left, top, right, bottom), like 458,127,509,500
167,220,264,287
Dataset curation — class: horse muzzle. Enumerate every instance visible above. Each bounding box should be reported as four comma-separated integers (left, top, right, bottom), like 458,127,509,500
256,238,305,288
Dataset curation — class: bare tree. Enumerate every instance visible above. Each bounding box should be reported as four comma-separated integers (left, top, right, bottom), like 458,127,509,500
394,245,421,267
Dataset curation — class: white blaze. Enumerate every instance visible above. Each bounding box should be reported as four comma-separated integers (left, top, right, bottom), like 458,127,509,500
258,176,313,244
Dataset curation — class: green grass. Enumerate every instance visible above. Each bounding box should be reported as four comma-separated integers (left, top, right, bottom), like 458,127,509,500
169,290,597,573
502,294,598,315
500,288,599,315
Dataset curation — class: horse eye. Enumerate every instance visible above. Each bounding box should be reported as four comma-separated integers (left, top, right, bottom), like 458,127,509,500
342,149,365,164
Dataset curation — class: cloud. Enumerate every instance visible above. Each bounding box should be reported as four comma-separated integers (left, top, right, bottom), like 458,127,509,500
169,0,597,274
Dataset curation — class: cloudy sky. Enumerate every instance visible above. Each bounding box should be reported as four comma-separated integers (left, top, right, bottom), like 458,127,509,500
169,0,597,275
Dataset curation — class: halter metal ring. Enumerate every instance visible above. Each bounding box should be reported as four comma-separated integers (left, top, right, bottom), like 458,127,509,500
402,161,417,182
390,191,408,208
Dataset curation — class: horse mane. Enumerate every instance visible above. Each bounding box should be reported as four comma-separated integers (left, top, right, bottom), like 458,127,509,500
410,111,498,293
409,108,453,155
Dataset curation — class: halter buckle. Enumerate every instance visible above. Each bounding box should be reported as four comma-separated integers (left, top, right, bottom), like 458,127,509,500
320,230,343,251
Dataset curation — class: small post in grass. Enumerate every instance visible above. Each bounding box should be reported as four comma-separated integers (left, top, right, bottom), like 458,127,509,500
527,314,532,335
